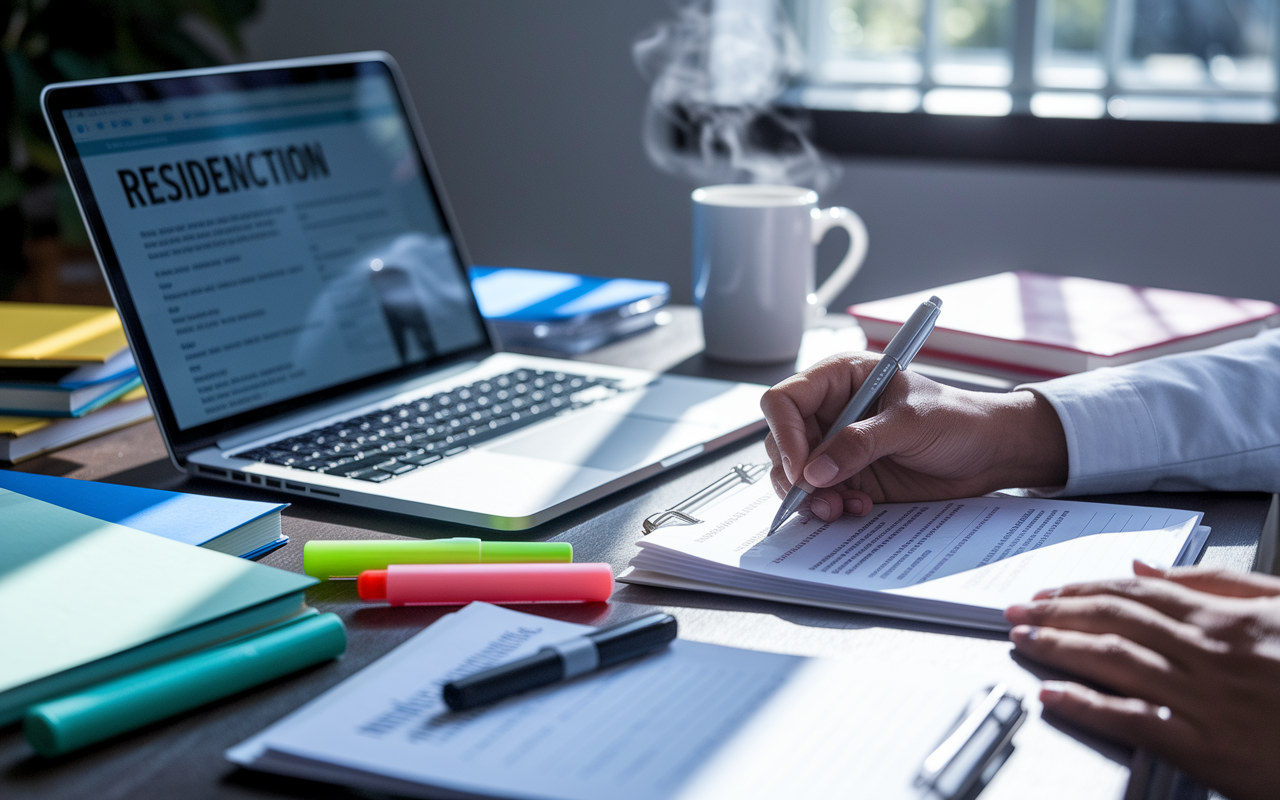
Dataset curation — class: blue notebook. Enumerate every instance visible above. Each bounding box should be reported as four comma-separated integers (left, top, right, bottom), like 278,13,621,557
0,471,287,559
469,266,669,321
469,266,670,354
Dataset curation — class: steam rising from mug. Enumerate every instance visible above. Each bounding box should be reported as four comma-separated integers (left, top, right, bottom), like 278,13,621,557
633,0,842,194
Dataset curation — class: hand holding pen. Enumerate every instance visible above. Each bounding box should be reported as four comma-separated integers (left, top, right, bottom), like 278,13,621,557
761,297,1070,529
766,297,942,534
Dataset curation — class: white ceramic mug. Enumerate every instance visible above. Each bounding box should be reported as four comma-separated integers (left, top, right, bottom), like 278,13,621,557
692,184,869,364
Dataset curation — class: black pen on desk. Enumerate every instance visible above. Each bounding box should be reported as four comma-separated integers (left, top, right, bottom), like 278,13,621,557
441,612,678,711
767,295,943,536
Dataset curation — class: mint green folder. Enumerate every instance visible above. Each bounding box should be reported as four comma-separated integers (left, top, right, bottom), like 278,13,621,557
0,487,316,725
24,612,346,756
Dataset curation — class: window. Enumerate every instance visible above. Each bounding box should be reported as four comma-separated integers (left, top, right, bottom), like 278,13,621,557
790,0,1279,122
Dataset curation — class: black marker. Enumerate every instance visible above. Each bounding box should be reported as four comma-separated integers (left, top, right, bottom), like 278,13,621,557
442,612,678,711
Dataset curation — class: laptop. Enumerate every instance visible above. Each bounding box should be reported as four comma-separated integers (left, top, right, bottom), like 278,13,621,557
42,52,767,530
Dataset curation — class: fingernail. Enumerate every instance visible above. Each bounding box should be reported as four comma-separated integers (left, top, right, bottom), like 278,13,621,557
1009,624,1039,643
1005,604,1032,623
781,454,793,481
805,455,838,486
810,497,831,520
1134,558,1164,574
1040,682,1068,706
849,498,865,516
1032,588,1059,600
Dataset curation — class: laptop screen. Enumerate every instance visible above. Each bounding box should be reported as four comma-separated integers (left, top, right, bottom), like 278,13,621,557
51,61,489,435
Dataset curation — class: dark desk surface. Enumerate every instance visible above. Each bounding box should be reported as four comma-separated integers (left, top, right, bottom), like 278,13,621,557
3,308,1271,800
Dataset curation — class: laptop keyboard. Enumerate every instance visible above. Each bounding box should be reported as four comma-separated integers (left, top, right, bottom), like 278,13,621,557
238,369,622,483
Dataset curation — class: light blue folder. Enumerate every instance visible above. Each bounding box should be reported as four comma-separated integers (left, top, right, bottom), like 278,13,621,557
0,470,287,559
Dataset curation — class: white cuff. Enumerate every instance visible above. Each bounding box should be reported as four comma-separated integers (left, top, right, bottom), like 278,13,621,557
1019,370,1161,496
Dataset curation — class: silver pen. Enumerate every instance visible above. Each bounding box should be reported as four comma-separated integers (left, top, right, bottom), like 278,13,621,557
767,295,943,535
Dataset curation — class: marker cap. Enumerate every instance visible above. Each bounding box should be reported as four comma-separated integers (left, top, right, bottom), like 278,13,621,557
304,538,573,579
357,562,613,605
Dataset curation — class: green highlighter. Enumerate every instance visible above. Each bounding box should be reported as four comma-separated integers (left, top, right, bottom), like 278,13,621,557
303,538,573,580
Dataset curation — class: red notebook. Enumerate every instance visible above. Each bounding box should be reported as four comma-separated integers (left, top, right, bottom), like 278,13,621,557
849,272,1280,378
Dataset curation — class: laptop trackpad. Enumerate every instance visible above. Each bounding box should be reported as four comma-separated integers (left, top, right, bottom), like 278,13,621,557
488,411,713,472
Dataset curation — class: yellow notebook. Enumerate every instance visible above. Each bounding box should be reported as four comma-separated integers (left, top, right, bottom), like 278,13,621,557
0,303,128,367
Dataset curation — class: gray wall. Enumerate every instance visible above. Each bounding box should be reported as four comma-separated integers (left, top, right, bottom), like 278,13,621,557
242,1,1280,307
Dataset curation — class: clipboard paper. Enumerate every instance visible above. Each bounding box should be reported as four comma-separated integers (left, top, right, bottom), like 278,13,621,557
623,464,1209,630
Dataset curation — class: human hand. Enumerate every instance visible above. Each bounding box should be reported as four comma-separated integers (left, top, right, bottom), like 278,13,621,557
761,353,1069,522
1006,561,1280,800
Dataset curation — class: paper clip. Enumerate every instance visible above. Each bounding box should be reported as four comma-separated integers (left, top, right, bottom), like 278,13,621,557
916,683,1027,800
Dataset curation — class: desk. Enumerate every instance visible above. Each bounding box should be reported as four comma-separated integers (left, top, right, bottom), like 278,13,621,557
2,307,1271,800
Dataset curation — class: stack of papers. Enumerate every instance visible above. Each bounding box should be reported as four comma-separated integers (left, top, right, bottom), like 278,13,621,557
622,480,1208,630
229,602,999,800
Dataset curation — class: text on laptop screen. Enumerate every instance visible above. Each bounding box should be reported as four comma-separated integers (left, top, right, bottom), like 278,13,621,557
63,73,487,431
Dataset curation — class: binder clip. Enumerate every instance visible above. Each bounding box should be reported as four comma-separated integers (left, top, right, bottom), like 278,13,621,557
642,463,768,534
916,683,1027,800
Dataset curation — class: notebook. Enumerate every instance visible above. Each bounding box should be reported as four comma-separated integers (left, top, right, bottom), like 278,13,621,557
849,272,1280,378
0,470,287,558
0,302,129,368
228,602,1012,800
0,348,139,416
469,266,671,354
620,465,1209,630
0,487,314,724
0,386,152,463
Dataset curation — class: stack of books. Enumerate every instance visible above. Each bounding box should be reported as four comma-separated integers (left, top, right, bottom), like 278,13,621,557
0,302,153,463
848,272,1280,381
0,475,336,756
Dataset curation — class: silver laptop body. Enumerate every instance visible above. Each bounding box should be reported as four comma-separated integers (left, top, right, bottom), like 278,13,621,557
43,52,766,530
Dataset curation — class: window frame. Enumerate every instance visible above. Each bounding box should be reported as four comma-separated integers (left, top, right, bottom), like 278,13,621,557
787,0,1280,173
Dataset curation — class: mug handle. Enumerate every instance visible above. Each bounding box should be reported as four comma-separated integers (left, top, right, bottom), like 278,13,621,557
809,206,869,315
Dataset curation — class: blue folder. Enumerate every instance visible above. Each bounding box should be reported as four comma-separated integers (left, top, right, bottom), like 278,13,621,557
0,471,287,559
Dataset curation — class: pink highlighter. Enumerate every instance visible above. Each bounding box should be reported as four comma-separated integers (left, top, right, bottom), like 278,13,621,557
356,562,614,606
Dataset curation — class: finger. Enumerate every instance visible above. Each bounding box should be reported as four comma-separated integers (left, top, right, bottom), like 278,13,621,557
1038,681,1198,760
1009,625,1183,705
1005,596,1200,663
800,402,915,489
760,382,817,485
761,356,878,484
841,489,872,517
808,487,846,523
770,465,789,499
764,432,781,470
1135,561,1280,598
1031,576,1210,622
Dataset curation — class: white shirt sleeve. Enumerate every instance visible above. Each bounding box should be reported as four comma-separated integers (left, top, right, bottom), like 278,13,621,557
1022,329,1280,495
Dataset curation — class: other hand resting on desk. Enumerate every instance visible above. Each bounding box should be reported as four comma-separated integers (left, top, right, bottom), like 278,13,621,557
1007,562,1280,800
